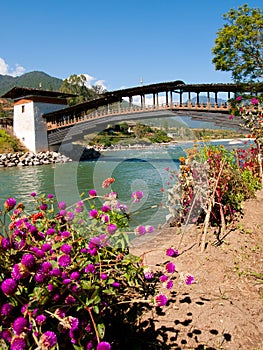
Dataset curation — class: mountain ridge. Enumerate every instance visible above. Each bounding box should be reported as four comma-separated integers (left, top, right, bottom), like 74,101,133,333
0,71,63,96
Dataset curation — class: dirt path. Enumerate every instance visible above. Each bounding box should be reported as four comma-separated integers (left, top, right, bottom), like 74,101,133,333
130,190,263,349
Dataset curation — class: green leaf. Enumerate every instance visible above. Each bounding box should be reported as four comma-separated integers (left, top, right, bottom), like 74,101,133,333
97,323,105,338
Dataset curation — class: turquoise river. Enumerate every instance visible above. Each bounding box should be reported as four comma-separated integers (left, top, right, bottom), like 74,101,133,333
0,140,251,228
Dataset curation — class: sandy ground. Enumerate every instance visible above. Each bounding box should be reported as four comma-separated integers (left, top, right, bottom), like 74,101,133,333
129,190,263,350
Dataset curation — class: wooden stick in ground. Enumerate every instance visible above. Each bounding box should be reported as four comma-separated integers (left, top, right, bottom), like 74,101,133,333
200,159,225,252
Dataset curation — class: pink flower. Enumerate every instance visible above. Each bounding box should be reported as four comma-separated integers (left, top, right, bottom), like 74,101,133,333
166,262,176,273
236,96,242,101
155,294,168,307
135,225,147,235
251,97,259,105
107,223,117,234
146,225,154,233
165,280,173,290
185,274,195,285
58,201,66,210
159,274,168,282
228,115,234,120
97,341,111,350
89,189,97,197
166,248,178,257
131,191,143,202
89,209,98,218
4,197,16,211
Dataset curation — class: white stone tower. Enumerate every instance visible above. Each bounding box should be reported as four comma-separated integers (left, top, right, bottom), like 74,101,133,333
2,87,71,153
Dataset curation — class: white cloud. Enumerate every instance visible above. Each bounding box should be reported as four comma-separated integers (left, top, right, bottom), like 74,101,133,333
0,57,25,76
94,79,107,90
82,74,107,90
0,58,9,75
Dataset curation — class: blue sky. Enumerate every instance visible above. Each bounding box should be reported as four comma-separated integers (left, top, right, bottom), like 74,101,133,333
0,0,262,91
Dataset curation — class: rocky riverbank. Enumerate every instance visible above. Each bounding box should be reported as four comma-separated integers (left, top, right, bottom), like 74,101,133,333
0,146,102,168
0,151,72,167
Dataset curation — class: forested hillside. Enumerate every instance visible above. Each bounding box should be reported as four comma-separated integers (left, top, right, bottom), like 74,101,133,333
0,71,63,96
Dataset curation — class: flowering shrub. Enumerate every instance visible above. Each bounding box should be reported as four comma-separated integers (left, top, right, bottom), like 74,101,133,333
166,144,261,247
230,95,263,185
0,179,193,349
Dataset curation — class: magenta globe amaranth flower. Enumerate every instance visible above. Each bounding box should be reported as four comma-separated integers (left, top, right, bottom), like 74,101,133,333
4,197,16,211
39,203,48,211
65,211,75,222
251,97,259,105
12,263,29,280
89,189,97,197
1,329,12,342
166,262,176,273
11,336,27,350
146,225,154,233
70,271,80,280
155,294,168,307
131,190,143,202
40,331,57,349
41,261,52,273
1,237,10,250
36,314,46,325
89,209,98,218
165,280,173,290
159,274,168,282
46,228,56,235
100,273,108,280
1,303,13,316
135,225,147,235
111,281,120,288
97,341,111,350
107,223,117,234
101,205,110,212
21,253,36,269
41,243,52,252
1,278,18,296
85,263,96,274
60,243,72,254
13,316,28,335
58,201,66,210
185,274,195,285
58,254,71,268
59,209,67,217
50,268,62,277
166,248,178,258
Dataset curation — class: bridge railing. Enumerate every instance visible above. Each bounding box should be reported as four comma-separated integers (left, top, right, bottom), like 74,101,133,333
46,101,231,131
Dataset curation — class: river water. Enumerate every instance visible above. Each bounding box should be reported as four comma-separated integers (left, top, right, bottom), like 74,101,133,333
0,140,251,228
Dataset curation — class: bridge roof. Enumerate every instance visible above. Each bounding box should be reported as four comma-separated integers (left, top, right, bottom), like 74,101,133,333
1,87,76,100
102,81,263,97
103,80,186,96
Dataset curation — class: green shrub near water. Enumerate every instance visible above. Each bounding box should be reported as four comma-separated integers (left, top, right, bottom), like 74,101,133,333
0,130,25,153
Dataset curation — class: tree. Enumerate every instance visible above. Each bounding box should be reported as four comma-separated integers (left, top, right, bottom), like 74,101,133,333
60,74,106,106
212,4,263,82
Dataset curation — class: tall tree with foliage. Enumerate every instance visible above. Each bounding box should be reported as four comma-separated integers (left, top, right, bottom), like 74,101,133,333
60,74,106,106
212,4,263,82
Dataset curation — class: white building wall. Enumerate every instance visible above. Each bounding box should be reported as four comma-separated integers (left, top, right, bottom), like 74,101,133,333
14,101,67,153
